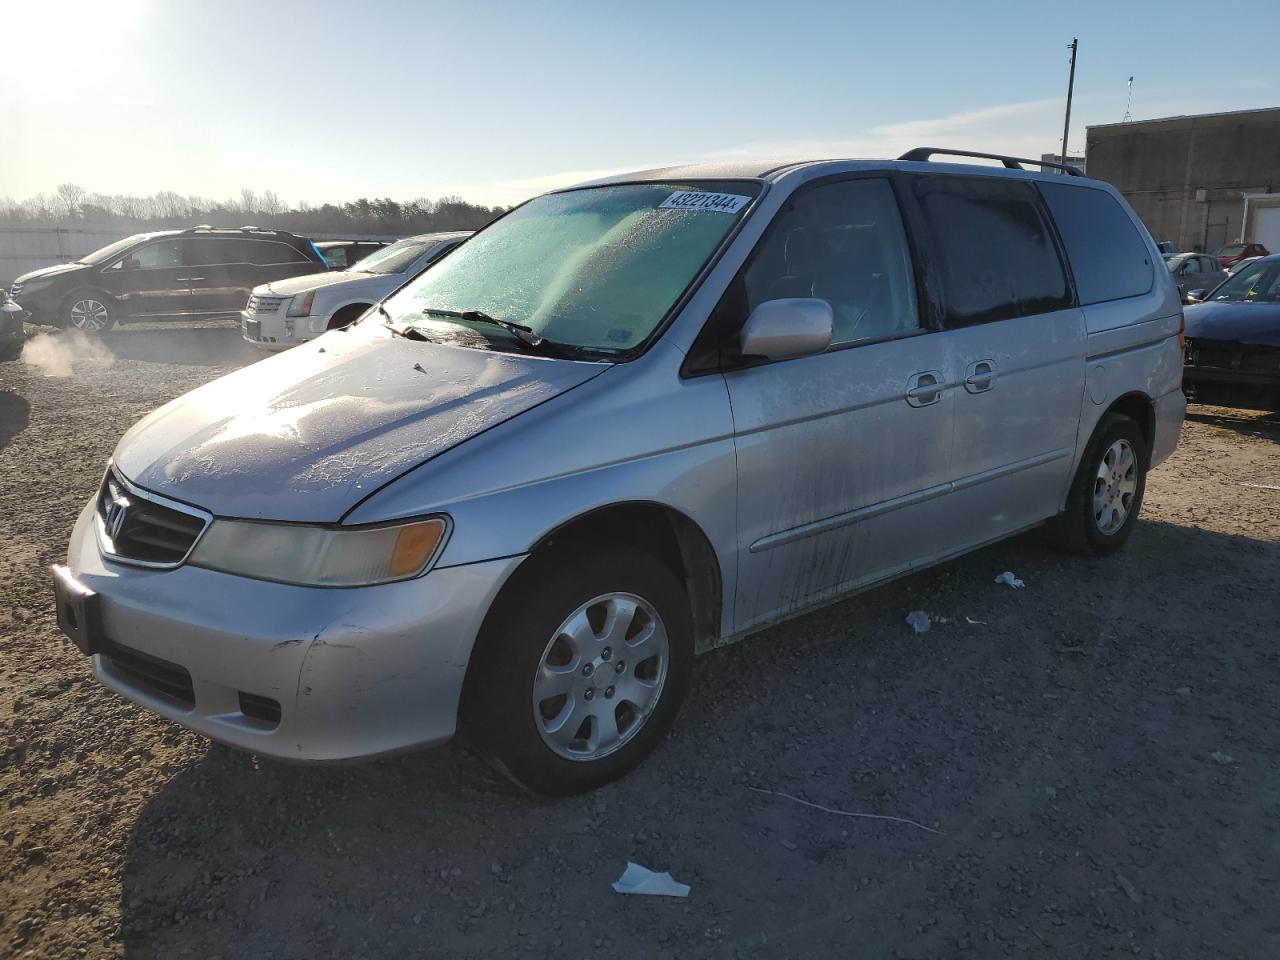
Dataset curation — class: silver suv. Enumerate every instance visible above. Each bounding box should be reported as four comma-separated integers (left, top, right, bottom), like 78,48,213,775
53,150,1185,795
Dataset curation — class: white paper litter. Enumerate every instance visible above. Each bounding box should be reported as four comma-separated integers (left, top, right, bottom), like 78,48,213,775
994,571,1025,589
612,862,690,898
965,616,987,625
905,610,931,634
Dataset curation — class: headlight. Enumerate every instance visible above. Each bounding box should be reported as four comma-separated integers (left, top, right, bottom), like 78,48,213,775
188,516,449,586
287,291,317,317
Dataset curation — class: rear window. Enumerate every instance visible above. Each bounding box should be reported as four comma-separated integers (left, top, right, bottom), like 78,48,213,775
239,240,310,265
1040,182,1154,305
913,175,1070,326
1219,244,1246,257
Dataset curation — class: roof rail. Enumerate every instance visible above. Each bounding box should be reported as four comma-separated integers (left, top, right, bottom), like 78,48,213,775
897,147,1085,177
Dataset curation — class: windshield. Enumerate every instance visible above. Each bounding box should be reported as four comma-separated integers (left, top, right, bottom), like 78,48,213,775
1165,255,1192,272
80,235,153,265
379,181,760,355
1208,259,1280,302
353,239,432,274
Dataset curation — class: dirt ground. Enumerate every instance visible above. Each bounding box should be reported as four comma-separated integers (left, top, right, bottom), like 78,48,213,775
2,322,1278,959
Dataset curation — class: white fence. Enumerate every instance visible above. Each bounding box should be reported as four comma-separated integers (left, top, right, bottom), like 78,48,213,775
0,227,133,286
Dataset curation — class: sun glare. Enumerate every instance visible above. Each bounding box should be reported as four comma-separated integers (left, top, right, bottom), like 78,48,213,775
8,0,144,65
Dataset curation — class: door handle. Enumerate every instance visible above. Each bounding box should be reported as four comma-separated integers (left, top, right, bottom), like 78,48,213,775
187,277,206,282
175,277,189,282
964,359,997,394
905,370,944,407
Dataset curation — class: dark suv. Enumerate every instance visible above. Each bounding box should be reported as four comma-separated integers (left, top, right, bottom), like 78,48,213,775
8,226,328,333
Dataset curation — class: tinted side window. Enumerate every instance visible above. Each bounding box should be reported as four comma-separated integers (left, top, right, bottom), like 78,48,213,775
742,178,919,347
913,175,1070,326
1039,182,1153,305
184,238,240,266
126,240,182,269
243,240,309,265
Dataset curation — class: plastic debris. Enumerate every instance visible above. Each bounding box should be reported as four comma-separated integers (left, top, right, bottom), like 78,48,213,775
965,616,987,626
1210,751,1236,765
994,571,1025,589
905,610,931,634
612,862,690,898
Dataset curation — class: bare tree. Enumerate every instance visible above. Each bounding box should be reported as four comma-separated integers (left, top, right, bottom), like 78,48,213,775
55,183,87,222
239,187,257,216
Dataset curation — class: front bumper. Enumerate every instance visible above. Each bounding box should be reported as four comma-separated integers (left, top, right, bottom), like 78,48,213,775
65,499,523,761
241,308,333,351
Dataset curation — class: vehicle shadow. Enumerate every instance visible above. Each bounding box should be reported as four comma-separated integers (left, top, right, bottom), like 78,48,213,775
104,323,263,367
116,518,1280,958
0,389,31,451
1186,402,1280,441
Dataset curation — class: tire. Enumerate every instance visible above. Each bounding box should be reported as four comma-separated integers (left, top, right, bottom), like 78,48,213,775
60,291,116,334
463,542,694,796
326,304,370,331
1047,413,1149,556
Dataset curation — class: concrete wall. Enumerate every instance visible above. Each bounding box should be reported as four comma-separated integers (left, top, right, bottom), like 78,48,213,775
0,227,133,288
1086,108,1280,253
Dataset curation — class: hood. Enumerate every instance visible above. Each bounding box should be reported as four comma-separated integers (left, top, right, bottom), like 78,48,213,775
1184,300,1280,348
113,325,608,522
16,262,87,284
263,271,377,296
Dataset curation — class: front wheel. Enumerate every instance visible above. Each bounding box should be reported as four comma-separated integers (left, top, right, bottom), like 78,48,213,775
62,292,116,333
464,543,693,796
1047,413,1149,556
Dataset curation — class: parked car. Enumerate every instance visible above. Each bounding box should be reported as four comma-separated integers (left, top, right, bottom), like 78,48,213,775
313,239,389,271
1215,242,1269,269
52,150,1184,795
8,226,327,333
1183,254,1280,410
1,288,25,360
242,232,470,350
1166,253,1227,303
1156,240,1178,255
1226,255,1262,278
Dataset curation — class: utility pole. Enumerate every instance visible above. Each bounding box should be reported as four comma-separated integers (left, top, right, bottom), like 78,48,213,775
1061,38,1078,168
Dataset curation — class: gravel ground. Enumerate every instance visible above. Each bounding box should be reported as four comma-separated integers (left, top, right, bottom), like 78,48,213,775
2,322,1279,959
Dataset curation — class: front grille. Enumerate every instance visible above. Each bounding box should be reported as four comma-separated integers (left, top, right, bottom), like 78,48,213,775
97,470,208,566
246,294,286,316
102,640,195,708
10,282,23,298
1188,339,1280,373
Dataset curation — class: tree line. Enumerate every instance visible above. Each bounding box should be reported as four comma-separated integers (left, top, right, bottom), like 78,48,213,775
0,184,509,236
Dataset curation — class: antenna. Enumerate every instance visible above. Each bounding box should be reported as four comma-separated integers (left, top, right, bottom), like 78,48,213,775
1123,76,1134,122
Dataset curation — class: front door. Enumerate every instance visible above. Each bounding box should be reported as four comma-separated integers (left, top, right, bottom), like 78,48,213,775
721,177,955,634
101,239,190,317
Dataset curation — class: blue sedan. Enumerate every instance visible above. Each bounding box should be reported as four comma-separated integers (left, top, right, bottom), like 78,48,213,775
1183,254,1280,410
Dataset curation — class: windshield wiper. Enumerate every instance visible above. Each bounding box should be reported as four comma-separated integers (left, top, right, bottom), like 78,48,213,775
416,307,578,358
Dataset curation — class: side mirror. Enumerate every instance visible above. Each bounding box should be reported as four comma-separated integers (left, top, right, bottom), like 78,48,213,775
1186,289,1206,303
740,298,833,361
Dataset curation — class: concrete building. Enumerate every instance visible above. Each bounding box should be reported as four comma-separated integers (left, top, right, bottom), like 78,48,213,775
1040,153,1086,176
1086,107,1280,254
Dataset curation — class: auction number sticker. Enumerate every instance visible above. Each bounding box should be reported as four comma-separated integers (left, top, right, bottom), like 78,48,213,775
658,191,751,214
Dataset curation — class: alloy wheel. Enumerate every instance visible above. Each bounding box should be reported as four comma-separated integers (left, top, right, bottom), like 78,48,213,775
532,592,669,762
69,299,110,332
1092,438,1137,534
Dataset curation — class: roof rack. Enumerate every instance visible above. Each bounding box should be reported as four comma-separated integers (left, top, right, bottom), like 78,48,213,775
186,225,285,236
897,147,1085,177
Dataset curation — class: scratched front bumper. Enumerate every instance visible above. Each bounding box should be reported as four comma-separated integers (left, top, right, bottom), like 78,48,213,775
65,498,522,761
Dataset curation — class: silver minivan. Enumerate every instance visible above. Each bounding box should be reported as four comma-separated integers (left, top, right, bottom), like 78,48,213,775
53,150,1185,795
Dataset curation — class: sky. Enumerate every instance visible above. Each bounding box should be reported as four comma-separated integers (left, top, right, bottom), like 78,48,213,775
2,0,1277,208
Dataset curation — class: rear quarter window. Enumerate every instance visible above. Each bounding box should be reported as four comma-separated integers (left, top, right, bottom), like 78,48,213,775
242,240,310,265
1039,182,1154,305
912,175,1071,326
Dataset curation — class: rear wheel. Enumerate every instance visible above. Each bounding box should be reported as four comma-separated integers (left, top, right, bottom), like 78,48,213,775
62,292,115,333
1047,413,1149,556
464,543,693,796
